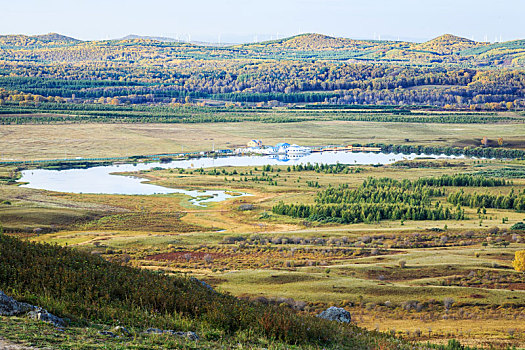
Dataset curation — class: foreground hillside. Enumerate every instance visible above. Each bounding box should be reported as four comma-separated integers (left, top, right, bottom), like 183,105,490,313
0,233,448,349
0,233,486,349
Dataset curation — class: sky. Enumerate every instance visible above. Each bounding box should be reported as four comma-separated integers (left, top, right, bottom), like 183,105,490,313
0,0,523,43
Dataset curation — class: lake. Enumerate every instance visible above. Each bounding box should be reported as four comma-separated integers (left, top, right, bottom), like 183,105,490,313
19,151,465,204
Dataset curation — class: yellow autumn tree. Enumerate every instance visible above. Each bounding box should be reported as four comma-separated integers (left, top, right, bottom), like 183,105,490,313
513,250,525,272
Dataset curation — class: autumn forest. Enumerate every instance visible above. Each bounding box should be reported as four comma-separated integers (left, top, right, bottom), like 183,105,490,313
0,32,524,110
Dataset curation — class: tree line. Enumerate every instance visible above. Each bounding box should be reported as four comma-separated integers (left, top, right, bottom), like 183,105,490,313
285,163,363,174
414,174,507,187
447,189,525,211
272,201,463,224
272,176,471,223
0,101,521,127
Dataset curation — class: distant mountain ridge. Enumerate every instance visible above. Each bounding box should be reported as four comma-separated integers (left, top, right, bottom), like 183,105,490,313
0,32,523,67
233,33,523,66
240,33,487,52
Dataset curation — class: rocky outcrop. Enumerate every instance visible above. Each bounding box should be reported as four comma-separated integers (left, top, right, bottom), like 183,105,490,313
27,308,66,328
2,291,199,340
1,290,66,327
0,291,33,316
317,307,351,323
0,338,36,350
98,327,130,338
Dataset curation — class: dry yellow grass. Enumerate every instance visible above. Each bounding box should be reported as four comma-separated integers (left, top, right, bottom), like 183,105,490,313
1,120,524,160
358,318,524,348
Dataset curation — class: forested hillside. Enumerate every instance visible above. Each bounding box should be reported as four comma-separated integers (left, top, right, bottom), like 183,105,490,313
0,32,524,108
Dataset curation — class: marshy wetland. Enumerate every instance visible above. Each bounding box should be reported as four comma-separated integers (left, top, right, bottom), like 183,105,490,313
2,146,525,348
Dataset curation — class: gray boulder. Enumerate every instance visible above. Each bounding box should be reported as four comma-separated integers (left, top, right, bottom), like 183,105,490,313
27,308,66,328
145,328,164,334
317,307,351,323
0,291,33,316
1,290,66,328
174,331,199,341
238,204,255,211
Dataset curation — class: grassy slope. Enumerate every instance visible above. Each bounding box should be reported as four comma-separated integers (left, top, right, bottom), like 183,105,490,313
0,233,431,350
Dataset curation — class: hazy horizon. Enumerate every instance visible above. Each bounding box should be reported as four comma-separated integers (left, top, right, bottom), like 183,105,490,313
0,31,517,45
1,0,523,44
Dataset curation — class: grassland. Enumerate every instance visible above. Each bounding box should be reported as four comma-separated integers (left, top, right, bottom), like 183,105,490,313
2,156,524,348
1,118,525,161
1,113,525,348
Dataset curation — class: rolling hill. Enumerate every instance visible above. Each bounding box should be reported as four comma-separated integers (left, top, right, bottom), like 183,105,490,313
414,34,487,54
121,34,182,42
237,33,391,50
0,31,524,66
0,32,80,46
0,31,523,110
233,33,521,66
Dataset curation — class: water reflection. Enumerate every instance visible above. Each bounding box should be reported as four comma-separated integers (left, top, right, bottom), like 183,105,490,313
19,151,464,199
